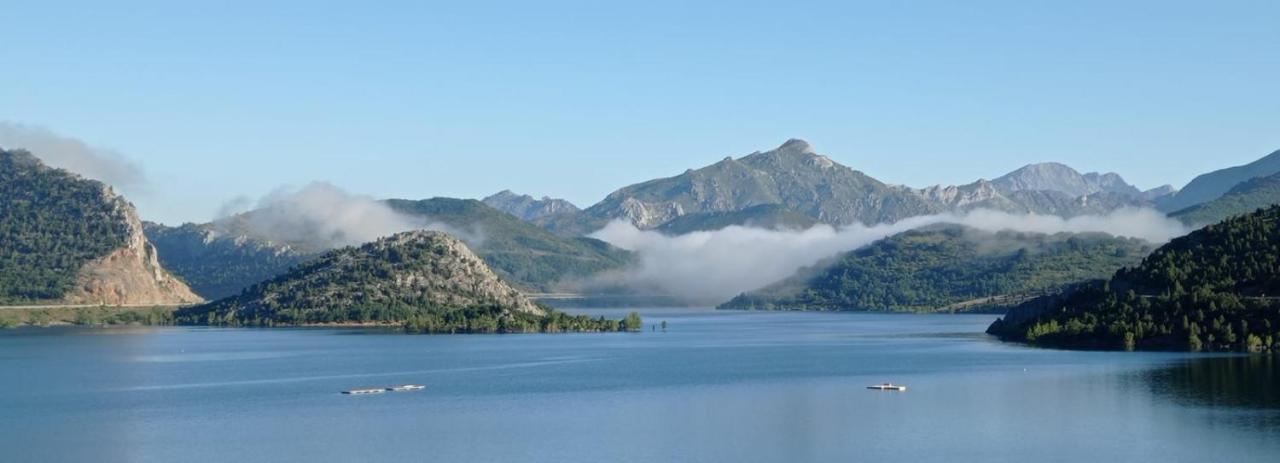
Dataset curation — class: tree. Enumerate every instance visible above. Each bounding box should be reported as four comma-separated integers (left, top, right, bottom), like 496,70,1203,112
624,312,643,332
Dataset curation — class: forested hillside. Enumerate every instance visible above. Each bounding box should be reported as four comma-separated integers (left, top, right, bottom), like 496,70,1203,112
176,230,638,333
1,149,131,303
989,206,1280,351
720,225,1152,312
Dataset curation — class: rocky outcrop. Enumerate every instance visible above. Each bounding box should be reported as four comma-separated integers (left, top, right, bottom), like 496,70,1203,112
482,190,580,221
62,185,202,305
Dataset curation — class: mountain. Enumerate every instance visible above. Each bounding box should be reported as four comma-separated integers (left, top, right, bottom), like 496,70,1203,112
539,142,1156,237
1169,172,1280,226
991,162,1143,198
579,139,939,229
0,149,201,305
914,180,1148,217
988,206,1280,351
1156,149,1280,212
143,222,311,300
385,198,632,292
482,190,580,221
655,204,819,235
175,230,637,333
719,224,1152,312
1142,185,1177,201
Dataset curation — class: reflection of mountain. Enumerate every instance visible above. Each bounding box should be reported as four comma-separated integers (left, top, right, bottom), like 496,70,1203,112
1144,356,1280,409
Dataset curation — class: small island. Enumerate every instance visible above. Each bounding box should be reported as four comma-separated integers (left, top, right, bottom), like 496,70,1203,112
175,230,640,334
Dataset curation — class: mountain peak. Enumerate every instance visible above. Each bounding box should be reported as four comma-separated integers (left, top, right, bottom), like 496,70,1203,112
779,138,815,153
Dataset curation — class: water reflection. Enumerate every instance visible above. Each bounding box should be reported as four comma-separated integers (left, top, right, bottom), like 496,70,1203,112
1145,355,1280,409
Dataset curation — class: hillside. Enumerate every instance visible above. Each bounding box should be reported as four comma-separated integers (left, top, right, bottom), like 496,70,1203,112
988,206,1280,351
0,149,200,305
176,230,637,333
655,204,819,235
1156,148,1280,212
719,225,1152,312
386,198,633,292
144,222,311,300
1169,172,1280,226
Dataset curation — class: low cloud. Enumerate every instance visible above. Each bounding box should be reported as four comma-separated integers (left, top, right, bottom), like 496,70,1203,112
216,182,476,250
587,208,1190,304
0,122,146,192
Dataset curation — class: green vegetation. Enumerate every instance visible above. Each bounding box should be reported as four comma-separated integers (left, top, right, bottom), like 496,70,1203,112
720,225,1152,312
989,206,1280,352
0,306,178,327
0,149,129,304
144,222,309,300
386,198,632,292
1170,172,1280,226
177,230,636,334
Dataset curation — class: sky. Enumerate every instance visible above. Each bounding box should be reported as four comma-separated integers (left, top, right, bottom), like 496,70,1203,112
1,0,1277,225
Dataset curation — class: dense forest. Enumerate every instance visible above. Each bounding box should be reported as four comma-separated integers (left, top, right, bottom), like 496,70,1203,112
989,206,1280,351
720,225,1152,312
176,230,639,333
0,149,130,304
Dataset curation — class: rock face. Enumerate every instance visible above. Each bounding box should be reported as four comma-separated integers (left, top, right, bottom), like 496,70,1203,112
0,148,200,305
482,190,580,221
183,230,543,323
62,186,203,305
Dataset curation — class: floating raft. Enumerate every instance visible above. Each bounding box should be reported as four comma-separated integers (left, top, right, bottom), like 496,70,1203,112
342,384,426,395
866,383,907,391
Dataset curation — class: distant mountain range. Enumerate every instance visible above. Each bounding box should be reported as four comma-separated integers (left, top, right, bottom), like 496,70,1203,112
1169,172,1280,226
1156,149,1280,213
535,139,1172,235
482,190,580,221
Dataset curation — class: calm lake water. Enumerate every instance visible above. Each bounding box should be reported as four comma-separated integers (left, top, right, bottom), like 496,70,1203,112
2,309,1278,463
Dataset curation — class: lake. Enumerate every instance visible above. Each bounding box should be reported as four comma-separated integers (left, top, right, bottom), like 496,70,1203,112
1,308,1277,462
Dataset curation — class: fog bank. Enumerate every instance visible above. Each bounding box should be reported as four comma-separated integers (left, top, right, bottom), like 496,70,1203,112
215,182,471,250
588,208,1190,304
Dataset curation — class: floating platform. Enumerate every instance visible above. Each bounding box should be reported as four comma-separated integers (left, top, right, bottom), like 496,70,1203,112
342,388,386,395
387,384,426,392
867,383,907,391
342,384,426,395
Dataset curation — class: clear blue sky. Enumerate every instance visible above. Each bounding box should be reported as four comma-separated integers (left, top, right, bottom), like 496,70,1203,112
2,0,1277,224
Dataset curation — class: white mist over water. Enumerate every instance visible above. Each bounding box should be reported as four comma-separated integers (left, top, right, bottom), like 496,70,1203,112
588,208,1190,304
